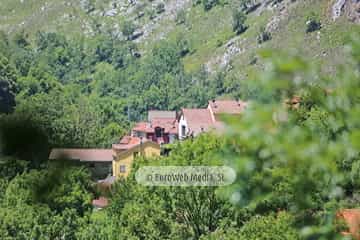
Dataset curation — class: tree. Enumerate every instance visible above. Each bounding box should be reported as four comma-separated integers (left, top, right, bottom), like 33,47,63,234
0,203,54,239
0,55,17,113
44,166,93,215
150,135,231,239
175,9,186,25
92,35,114,63
232,9,247,35
0,31,10,57
12,30,30,48
100,122,126,147
0,112,50,166
201,212,299,240
257,26,272,44
170,187,231,239
238,213,299,240
121,21,136,40
156,3,165,14
4,169,48,206
17,65,62,97
306,12,321,33
218,35,360,239
203,0,219,11
0,157,28,180
91,62,118,97
0,167,91,239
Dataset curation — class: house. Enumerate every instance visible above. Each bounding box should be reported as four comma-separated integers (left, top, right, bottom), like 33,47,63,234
285,96,301,110
178,99,247,139
131,110,178,144
92,197,109,210
112,136,161,178
96,175,116,194
207,99,247,120
49,148,114,179
49,136,161,180
178,108,216,139
337,209,360,240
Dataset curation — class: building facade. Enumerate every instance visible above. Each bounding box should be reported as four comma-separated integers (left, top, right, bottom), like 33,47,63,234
178,100,247,139
49,99,247,181
131,110,178,144
112,137,161,178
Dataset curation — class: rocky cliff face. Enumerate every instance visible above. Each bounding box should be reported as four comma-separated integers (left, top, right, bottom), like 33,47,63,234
332,0,360,23
345,0,360,23
1,0,359,78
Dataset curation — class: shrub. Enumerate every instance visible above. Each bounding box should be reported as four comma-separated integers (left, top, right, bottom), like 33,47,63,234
121,21,136,39
351,160,360,188
147,8,156,20
203,0,219,11
175,9,186,25
192,0,202,6
232,9,248,35
306,12,321,33
156,3,165,14
239,213,300,240
257,26,272,44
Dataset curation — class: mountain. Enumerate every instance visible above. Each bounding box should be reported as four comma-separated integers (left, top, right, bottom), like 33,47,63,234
1,0,359,76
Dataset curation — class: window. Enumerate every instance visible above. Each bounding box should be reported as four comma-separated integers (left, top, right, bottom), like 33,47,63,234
120,165,126,173
181,125,186,136
155,127,163,138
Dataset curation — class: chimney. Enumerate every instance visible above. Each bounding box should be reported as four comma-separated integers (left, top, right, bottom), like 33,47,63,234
212,99,217,108
237,99,241,106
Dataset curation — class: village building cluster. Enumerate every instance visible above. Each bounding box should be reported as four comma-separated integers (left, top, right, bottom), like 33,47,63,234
49,98,360,238
49,99,248,180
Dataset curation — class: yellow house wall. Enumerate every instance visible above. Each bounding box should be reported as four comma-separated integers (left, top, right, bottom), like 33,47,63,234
112,144,160,179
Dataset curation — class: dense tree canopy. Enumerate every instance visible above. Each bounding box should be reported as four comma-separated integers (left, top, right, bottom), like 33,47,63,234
0,55,17,113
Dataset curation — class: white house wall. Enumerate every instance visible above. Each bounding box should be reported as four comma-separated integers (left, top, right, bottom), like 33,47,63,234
178,115,188,140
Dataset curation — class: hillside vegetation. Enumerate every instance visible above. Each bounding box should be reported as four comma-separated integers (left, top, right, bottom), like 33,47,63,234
1,0,359,103
1,0,359,73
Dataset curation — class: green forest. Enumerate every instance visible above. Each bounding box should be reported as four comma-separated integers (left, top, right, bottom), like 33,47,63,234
1,0,360,239
0,29,223,150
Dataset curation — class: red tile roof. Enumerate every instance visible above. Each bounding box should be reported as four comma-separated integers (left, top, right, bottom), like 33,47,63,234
132,118,178,134
49,149,114,162
208,100,247,115
119,135,142,145
148,110,176,121
132,122,153,133
182,108,215,135
112,136,148,151
92,197,109,208
337,209,360,240
285,96,301,109
151,118,178,134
